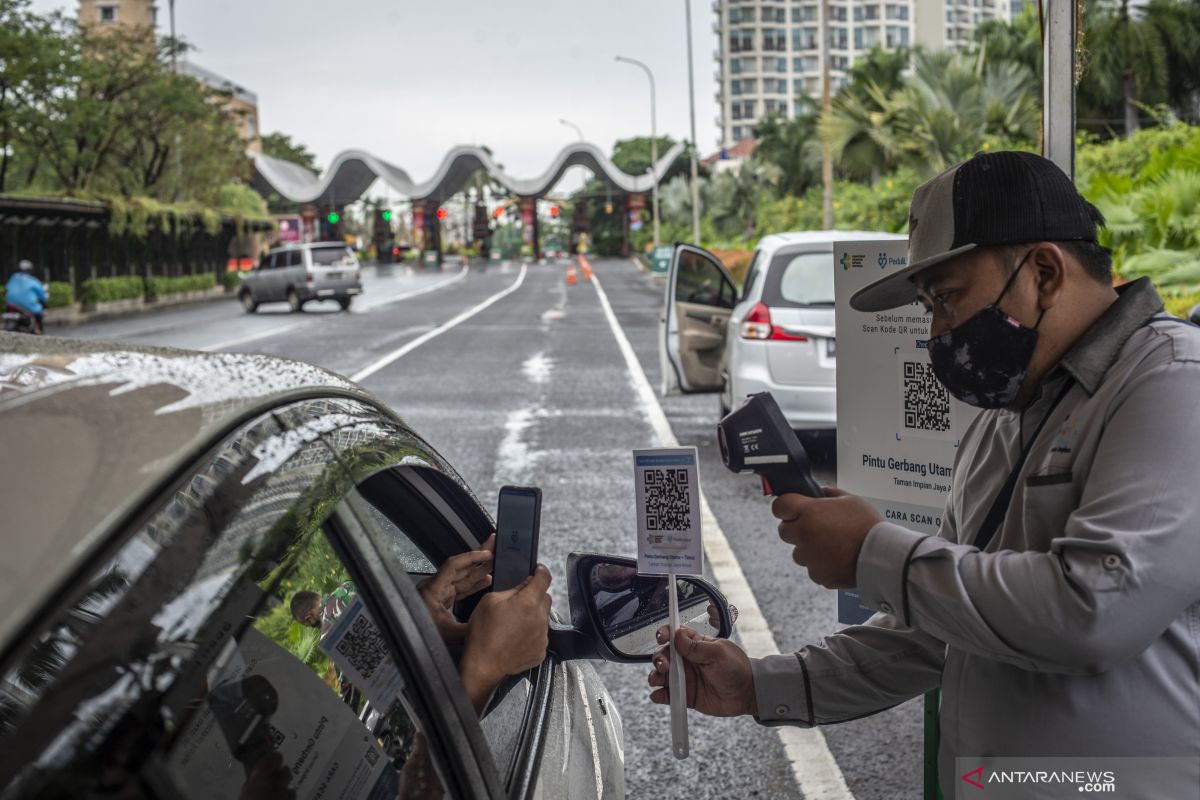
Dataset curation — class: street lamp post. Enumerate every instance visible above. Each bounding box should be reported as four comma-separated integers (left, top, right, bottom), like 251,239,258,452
615,55,660,250
559,118,584,143
683,0,701,245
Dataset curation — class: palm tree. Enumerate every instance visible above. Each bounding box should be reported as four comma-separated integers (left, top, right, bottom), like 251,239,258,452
1084,0,1170,135
751,106,822,196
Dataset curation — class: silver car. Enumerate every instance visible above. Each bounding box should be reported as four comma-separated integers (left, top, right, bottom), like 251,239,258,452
0,334,735,799
660,231,905,431
239,242,363,313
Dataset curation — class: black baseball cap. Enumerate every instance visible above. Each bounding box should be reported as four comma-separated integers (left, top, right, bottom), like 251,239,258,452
850,151,1104,312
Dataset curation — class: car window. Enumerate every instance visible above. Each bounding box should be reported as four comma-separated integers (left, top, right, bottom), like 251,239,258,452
288,249,304,268
311,246,355,267
675,249,734,309
352,468,534,786
0,411,452,800
765,250,836,307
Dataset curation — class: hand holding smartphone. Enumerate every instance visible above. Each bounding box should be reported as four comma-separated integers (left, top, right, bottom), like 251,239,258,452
492,486,541,592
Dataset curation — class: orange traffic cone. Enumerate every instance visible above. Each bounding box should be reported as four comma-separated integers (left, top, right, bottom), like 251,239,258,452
580,255,593,281
566,264,578,285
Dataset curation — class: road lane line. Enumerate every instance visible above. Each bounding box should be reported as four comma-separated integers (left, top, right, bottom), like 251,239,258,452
590,270,856,800
202,264,469,352
350,264,527,383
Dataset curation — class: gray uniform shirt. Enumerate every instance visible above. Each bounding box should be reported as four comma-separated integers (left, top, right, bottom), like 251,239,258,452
752,279,1200,794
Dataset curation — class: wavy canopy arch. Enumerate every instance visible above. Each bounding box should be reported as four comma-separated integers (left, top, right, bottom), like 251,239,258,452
250,142,687,206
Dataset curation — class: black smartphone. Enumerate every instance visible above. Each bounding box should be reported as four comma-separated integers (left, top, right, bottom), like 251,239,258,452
493,485,542,592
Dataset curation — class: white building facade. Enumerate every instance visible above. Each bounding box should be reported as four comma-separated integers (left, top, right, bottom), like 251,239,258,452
714,0,1016,146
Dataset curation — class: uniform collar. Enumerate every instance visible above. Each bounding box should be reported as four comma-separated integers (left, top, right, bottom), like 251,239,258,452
1059,277,1164,396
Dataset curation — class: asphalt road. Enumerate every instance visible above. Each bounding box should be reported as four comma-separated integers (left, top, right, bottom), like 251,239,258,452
58,257,923,799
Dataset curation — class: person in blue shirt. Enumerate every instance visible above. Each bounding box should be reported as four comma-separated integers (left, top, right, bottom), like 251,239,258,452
5,260,48,334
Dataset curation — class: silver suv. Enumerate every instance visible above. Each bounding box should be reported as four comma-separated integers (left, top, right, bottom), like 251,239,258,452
239,242,363,313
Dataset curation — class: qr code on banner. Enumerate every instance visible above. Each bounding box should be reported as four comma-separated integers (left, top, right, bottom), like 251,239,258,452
643,469,692,531
902,360,951,433
335,613,388,679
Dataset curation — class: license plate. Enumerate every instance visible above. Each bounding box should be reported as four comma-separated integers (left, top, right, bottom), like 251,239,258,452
1,313,20,321
325,272,342,280
317,289,335,297
826,338,837,357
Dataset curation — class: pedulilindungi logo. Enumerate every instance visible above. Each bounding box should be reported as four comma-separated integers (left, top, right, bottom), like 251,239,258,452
879,252,908,269
840,252,866,271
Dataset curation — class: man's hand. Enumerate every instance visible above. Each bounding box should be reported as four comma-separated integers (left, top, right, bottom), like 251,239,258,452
647,625,756,717
772,487,882,589
459,565,552,713
417,534,495,646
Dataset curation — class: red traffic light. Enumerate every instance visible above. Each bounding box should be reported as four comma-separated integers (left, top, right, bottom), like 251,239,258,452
549,206,560,218
392,247,400,256
436,208,447,220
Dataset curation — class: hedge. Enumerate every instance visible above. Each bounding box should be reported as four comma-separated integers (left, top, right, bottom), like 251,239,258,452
0,281,72,309
81,276,145,305
223,270,244,290
145,273,216,300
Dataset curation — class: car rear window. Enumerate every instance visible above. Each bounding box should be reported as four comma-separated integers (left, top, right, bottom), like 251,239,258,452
311,246,355,266
763,250,835,307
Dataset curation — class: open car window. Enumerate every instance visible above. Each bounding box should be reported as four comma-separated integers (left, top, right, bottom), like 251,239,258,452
0,408,456,800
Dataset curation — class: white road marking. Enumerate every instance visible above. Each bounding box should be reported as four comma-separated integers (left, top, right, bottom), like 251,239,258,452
350,264,527,383
590,271,856,800
202,264,469,352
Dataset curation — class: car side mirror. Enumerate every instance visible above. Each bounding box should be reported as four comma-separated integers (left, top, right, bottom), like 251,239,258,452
549,553,735,663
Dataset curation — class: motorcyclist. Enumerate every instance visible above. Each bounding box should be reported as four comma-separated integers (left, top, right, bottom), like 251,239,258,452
5,260,48,334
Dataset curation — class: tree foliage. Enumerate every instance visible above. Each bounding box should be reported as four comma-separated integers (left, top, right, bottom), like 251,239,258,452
262,131,319,173
0,0,248,204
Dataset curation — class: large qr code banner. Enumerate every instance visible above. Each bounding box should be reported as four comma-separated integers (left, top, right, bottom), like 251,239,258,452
897,353,953,439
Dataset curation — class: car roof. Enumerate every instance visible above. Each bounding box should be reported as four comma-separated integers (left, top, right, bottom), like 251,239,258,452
0,333,371,649
756,230,907,255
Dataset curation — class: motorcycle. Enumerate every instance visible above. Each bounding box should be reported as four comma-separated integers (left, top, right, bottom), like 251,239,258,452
3,305,41,335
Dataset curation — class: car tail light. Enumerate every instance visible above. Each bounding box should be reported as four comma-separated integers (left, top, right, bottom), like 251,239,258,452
392,247,400,256
739,302,808,342
306,271,314,283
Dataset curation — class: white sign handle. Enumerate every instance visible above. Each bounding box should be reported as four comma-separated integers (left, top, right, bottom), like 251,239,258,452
668,569,689,759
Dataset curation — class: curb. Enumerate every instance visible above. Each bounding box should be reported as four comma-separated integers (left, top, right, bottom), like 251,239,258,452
46,286,234,329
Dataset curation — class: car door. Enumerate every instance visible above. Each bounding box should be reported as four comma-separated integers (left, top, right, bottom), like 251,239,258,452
0,399,503,800
659,244,738,395
304,397,623,799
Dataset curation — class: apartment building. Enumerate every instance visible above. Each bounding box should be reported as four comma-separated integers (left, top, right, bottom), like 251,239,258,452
714,0,1015,145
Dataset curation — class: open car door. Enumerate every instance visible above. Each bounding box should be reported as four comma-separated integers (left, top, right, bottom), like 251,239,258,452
659,244,738,395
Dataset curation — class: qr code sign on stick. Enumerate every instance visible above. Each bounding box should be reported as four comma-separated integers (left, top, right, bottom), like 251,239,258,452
634,448,703,577
899,356,952,436
320,597,405,713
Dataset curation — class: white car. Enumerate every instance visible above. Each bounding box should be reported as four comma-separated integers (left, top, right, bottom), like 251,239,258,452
660,231,906,431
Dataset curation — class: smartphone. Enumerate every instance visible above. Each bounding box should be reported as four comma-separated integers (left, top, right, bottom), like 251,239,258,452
492,485,542,592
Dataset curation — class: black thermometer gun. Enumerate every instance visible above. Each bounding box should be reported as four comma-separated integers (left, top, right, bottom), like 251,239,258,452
717,392,824,498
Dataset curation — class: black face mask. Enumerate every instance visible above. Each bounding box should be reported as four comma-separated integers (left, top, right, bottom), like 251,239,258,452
927,254,1044,409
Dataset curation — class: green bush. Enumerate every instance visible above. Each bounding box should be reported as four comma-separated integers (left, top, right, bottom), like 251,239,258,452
223,270,244,290
146,273,216,300
81,276,145,305
47,282,74,309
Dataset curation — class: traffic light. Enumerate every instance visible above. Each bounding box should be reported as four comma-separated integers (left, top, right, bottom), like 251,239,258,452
327,211,340,225
381,210,393,222
436,208,447,220
604,202,613,215
549,205,560,218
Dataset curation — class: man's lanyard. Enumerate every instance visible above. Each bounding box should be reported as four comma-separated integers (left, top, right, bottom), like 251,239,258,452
972,377,1076,552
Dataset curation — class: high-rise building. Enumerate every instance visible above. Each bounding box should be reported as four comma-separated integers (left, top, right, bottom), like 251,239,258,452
714,0,1015,146
79,0,156,30
75,0,262,152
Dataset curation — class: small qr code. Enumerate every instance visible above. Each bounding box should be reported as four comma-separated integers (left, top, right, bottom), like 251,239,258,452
335,613,388,679
364,747,380,767
643,468,691,531
267,725,285,750
902,360,951,433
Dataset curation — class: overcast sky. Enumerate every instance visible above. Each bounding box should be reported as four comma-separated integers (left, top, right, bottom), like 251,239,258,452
31,0,723,196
